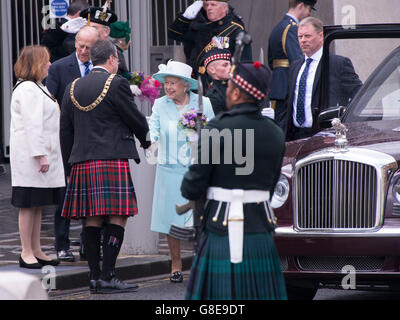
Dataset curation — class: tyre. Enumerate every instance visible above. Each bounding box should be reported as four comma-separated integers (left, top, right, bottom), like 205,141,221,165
286,284,318,300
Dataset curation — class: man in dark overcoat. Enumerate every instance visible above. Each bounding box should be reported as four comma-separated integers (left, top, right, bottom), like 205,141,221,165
181,61,287,300
268,0,317,128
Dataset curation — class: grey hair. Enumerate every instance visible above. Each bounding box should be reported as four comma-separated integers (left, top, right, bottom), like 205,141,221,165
76,26,100,42
180,79,191,91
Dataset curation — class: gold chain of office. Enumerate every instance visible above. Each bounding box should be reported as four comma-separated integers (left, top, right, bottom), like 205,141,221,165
70,74,116,112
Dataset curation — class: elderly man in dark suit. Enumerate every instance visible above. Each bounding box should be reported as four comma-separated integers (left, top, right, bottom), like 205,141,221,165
47,26,100,105
46,25,99,262
282,17,362,141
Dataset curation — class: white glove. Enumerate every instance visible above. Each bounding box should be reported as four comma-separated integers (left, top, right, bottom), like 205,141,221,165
262,107,275,120
61,17,87,34
130,85,142,96
182,1,203,20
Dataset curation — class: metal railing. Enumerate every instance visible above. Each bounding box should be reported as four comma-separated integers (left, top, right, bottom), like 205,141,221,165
151,0,193,47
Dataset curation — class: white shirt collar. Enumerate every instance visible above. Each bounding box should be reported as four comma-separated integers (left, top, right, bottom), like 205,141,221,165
286,13,299,24
75,52,92,66
306,46,323,63
93,66,110,73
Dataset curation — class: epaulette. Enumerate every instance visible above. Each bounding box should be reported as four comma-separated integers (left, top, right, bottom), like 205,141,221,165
231,21,244,30
282,20,297,57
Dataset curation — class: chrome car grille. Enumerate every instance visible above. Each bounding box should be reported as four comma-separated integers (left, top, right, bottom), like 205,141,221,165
297,256,385,272
294,148,397,231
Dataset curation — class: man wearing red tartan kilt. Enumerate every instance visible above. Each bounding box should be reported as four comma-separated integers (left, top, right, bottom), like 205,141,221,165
60,39,151,294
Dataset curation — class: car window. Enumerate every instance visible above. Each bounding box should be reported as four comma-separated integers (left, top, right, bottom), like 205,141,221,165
342,44,400,122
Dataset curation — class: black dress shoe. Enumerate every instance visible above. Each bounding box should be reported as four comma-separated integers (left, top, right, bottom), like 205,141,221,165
89,280,98,294
36,257,60,266
95,277,138,294
170,271,183,283
19,256,42,269
57,250,75,262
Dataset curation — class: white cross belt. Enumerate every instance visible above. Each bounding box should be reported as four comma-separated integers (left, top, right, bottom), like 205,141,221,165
206,187,271,264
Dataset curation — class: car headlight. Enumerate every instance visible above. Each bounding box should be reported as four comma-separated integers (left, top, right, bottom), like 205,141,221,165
393,182,400,203
271,174,290,209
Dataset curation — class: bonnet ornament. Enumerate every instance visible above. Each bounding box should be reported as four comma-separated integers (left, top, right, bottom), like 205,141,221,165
331,118,349,152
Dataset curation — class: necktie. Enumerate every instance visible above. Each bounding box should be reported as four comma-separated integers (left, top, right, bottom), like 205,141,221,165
84,61,91,76
296,58,313,126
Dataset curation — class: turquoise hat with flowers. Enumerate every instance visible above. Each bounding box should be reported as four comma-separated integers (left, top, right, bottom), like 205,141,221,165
153,60,198,91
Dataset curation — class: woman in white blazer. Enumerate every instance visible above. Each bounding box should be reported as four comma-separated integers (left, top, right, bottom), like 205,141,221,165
10,45,65,269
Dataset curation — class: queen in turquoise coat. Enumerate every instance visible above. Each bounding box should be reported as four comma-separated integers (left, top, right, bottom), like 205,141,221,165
149,60,215,283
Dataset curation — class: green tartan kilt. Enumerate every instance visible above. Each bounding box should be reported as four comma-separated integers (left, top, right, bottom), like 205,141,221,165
185,231,287,300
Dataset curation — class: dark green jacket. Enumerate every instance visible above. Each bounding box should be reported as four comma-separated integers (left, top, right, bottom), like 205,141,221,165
206,80,228,115
181,103,285,235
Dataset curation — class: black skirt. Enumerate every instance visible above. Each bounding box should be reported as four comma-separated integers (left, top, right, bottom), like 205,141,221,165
11,187,63,208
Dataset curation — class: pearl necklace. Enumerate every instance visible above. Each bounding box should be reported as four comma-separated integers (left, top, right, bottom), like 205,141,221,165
176,94,190,111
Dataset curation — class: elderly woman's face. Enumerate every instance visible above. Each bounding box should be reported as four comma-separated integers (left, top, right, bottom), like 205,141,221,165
163,76,188,100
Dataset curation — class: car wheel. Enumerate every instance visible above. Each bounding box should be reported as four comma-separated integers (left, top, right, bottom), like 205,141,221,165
286,285,318,300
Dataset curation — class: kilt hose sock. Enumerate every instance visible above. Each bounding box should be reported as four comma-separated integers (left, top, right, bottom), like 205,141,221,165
101,224,125,281
82,226,102,280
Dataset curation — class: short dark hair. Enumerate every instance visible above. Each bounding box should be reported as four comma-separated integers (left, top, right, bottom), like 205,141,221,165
289,0,310,9
90,39,117,66
68,0,89,16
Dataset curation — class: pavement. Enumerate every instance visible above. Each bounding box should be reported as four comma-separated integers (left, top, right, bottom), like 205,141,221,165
0,164,194,293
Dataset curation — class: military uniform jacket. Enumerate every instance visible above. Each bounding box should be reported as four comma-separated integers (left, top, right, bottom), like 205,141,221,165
206,80,228,115
60,67,151,176
268,15,303,101
168,10,252,77
181,103,286,235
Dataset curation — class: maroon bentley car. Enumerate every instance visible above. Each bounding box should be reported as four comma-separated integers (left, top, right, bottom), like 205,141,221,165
271,24,400,299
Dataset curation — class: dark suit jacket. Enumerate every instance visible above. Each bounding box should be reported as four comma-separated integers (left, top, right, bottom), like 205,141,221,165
46,52,81,105
280,53,363,140
60,67,151,176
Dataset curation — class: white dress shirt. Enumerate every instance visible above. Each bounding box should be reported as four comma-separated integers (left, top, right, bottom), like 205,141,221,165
292,47,323,128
